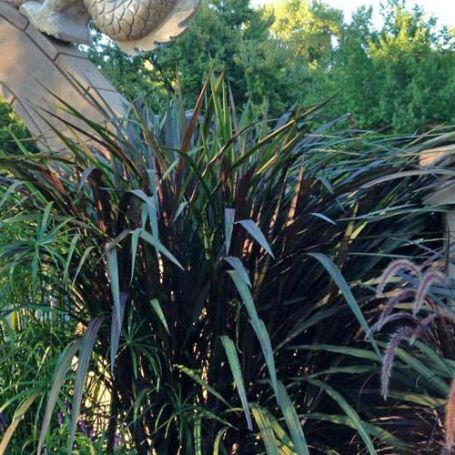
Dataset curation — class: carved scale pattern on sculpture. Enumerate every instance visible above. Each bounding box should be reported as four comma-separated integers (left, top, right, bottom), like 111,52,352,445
13,0,200,54
0,0,199,148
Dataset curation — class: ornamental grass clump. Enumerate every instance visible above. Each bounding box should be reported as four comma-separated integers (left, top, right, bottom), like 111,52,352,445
0,74,454,453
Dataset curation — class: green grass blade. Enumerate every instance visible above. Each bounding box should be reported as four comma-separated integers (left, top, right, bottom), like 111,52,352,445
174,202,188,221
63,234,80,286
130,189,159,241
393,346,449,396
139,230,183,270
72,246,95,285
308,253,380,356
239,220,275,258
150,299,170,335
106,244,120,326
106,244,123,372
224,257,252,287
415,341,455,378
0,393,38,455
251,406,280,455
0,180,22,209
38,340,81,455
194,414,202,455
291,344,380,362
277,382,309,455
229,270,278,396
38,202,53,238
221,336,252,430
130,228,141,284
307,378,377,455
237,219,274,258
176,365,230,407
68,317,103,454
303,412,405,450
224,208,235,256
213,427,229,455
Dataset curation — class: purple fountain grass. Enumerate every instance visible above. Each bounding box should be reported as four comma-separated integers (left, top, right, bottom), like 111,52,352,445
381,326,414,400
376,259,422,297
375,289,416,330
375,259,449,401
409,313,438,345
381,314,437,400
413,270,448,315
368,311,419,337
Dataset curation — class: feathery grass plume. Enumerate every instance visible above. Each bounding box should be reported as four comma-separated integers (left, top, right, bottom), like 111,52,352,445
376,259,422,297
381,313,437,400
375,289,416,330
367,311,419,337
409,313,438,345
413,270,448,315
382,326,414,400
446,376,455,452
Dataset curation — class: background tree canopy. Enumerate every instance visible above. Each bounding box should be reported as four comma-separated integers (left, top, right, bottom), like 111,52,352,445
84,0,455,133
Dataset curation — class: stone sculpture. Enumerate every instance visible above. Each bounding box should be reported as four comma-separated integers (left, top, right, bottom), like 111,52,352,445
9,0,200,54
0,0,199,149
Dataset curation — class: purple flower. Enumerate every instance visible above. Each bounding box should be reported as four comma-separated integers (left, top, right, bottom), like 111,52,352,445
78,418,96,441
57,411,64,426
64,400,72,413
79,418,88,435
113,433,121,449
0,412,8,431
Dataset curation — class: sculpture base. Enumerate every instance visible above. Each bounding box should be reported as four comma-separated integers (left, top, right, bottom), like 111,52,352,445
0,1,126,150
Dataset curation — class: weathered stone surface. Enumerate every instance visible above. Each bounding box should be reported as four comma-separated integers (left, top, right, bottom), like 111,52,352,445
8,0,200,55
0,81,15,103
25,21,59,59
0,1,27,29
0,2,126,150
55,54,118,91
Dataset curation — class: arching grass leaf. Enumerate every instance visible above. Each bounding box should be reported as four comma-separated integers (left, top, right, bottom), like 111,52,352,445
221,336,252,430
151,299,170,335
68,317,103,454
224,208,235,255
307,378,377,455
38,340,81,455
0,393,38,455
251,406,280,455
224,256,251,287
229,270,278,396
308,253,380,356
236,219,274,258
277,382,309,455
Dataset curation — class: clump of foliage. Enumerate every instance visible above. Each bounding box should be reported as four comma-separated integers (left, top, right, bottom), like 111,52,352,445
0,74,454,453
0,102,30,153
330,1,455,132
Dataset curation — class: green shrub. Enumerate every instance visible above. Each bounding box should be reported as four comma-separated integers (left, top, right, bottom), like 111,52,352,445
0,100,30,154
